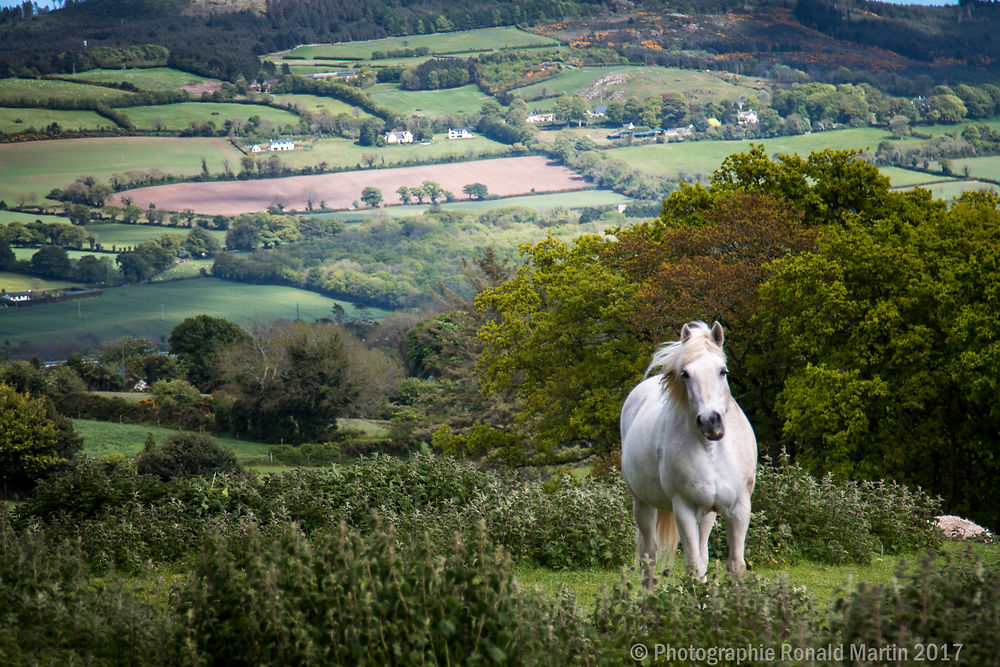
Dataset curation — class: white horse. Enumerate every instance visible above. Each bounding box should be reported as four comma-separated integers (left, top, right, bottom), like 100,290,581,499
620,321,757,587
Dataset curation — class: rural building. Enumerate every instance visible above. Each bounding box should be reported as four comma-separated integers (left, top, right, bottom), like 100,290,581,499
269,139,296,151
588,105,608,117
1,290,32,303
448,128,474,140
737,108,758,125
607,127,663,140
307,70,358,81
385,130,414,144
527,111,555,123
663,124,695,138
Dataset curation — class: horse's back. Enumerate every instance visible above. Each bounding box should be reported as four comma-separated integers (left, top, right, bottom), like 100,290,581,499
620,376,673,507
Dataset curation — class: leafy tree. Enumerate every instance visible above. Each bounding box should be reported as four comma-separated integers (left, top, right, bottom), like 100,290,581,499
169,315,249,391
122,203,143,224
420,180,444,204
463,183,489,199
476,236,646,456
30,246,72,279
184,227,221,258
0,383,80,493
148,378,201,408
74,254,113,283
214,321,359,443
0,238,14,271
137,432,239,481
396,186,412,204
361,186,383,208
225,220,258,251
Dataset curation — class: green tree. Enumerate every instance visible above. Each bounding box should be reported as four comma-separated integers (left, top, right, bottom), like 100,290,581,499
74,254,112,283
0,384,79,492
476,236,645,455
396,186,412,204
137,432,239,481
463,183,489,200
30,246,72,278
361,186,383,208
169,315,250,391
0,238,14,271
420,180,444,204
225,220,258,251
184,227,221,258
122,203,143,224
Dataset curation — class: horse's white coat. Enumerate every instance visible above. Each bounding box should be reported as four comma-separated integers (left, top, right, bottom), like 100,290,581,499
620,322,757,586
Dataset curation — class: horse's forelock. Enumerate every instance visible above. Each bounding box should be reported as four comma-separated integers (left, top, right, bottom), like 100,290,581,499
646,322,725,385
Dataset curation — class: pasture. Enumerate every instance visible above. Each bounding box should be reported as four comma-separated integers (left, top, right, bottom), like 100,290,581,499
939,155,1000,182
911,179,1000,199
367,83,490,117
269,93,371,117
85,223,226,248
120,102,301,132
879,165,952,187
272,26,560,60
113,156,588,215
0,136,244,204
269,134,510,172
0,77,137,105
0,277,384,357
0,271,76,292
605,127,894,180
65,67,218,92
0,210,68,225
0,107,109,135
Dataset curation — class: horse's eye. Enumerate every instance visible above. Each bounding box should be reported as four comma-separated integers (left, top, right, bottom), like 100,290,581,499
720,368,729,377
680,370,690,380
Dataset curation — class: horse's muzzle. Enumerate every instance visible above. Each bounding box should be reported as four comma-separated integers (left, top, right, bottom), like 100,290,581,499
697,412,725,440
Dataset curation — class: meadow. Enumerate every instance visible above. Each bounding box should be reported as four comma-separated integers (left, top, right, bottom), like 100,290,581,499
120,102,301,132
0,271,76,292
910,179,1000,199
939,155,1000,182
269,93,371,117
0,277,383,355
65,67,218,92
0,210,67,225
367,83,490,117
0,77,137,105
272,26,560,60
0,107,109,134
277,134,510,171
0,136,243,204
85,223,226,248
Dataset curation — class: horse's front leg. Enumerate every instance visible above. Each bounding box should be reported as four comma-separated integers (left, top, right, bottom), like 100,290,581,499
725,498,751,580
672,501,708,581
698,511,716,568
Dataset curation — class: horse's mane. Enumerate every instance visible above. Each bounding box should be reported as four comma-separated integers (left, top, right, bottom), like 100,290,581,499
644,322,726,390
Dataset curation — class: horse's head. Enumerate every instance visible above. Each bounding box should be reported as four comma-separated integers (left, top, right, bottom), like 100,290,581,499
649,321,731,441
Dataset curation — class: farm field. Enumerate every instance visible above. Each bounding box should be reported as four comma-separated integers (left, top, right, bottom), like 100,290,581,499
113,156,589,215
0,136,244,204
910,179,1000,199
269,93,371,117
879,166,951,187
0,77,137,105
0,277,383,357
0,210,68,225
509,65,767,105
85,223,226,248
368,83,489,117
272,26,560,60
11,247,110,262
271,135,509,171
0,106,109,135
73,419,273,465
606,127,894,180
121,102,301,132
332,188,634,221
65,67,219,92
0,271,76,292
939,155,1000,182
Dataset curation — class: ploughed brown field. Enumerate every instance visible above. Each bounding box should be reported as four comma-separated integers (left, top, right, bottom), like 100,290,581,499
113,156,589,215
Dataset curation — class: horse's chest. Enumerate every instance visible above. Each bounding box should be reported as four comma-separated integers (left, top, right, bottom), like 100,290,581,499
664,454,740,512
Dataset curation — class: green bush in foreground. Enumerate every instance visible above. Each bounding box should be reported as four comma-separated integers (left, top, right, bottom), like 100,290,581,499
136,432,240,481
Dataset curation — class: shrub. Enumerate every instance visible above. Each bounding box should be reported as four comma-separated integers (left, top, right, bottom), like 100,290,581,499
137,433,240,481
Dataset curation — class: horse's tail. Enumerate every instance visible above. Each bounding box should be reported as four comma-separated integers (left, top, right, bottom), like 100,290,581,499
656,510,678,565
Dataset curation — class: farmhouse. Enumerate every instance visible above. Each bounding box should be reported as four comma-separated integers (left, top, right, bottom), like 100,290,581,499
385,130,414,144
1,290,32,303
588,105,608,118
737,108,759,125
307,70,358,81
527,111,555,123
448,128,474,140
250,139,297,152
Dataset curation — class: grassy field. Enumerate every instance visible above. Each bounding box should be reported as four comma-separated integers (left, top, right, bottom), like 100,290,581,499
262,134,511,171
65,67,218,91
910,179,1000,200
367,83,490,117
269,93,371,117
330,188,634,221
0,272,77,292
607,127,894,180
0,210,68,224
939,155,1000,181
121,102,301,132
85,223,226,248
73,418,273,464
0,77,137,105
510,65,767,105
0,136,243,205
273,27,560,60
0,107,109,134
0,277,386,356
879,166,951,187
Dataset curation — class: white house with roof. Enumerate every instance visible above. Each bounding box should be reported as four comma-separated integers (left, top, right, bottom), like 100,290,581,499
1,290,33,303
385,130,414,144
250,139,296,152
447,128,474,140
526,111,555,123
737,106,758,125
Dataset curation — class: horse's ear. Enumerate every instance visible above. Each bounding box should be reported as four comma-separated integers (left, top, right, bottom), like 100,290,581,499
681,323,694,343
711,321,724,348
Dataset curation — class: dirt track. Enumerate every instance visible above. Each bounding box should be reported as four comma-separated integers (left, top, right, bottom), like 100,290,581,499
113,156,588,215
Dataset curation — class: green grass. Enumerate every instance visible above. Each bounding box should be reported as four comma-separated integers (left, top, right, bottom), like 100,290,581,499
367,83,490,117
73,418,272,463
121,102,301,132
0,106,109,135
0,272,77,292
269,93,371,117
0,277,386,354
265,135,510,171
274,27,560,60
11,247,110,262
0,210,68,224
879,166,950,187
606,127,895,180
0,136,244,205
939,155,1000,182
85,223,226,249
0,78,138,105
329,188,634,221
909,179,1000,200
514,540,1000,612
65,67,218,92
